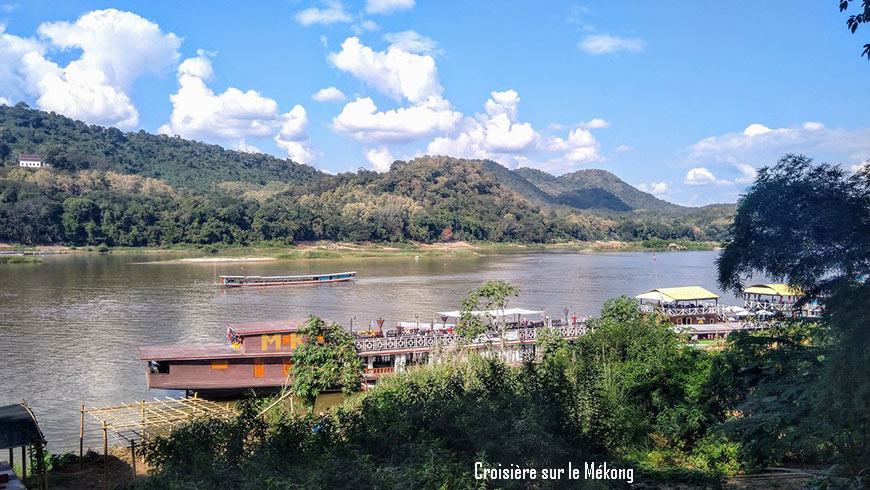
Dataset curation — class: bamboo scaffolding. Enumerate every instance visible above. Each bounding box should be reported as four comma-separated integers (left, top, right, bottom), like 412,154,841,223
80,396,238,487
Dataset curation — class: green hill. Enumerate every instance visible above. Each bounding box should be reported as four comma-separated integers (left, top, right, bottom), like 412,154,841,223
0,105,734,246
0,103,321,191
512,167,688,213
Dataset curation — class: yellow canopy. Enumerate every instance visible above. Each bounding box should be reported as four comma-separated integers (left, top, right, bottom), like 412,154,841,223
743,284,801,297
635,286,719,303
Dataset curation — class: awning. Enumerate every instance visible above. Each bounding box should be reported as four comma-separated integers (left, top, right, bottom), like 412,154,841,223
0,404,45,450
437,308,543,318
635,286,719,303
743,284,800,296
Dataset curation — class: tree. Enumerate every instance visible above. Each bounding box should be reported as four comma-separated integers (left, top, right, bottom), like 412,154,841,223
716,153,870,473
456,280,520,350
288,316,362,408
717,154,870,299
840,0,870,59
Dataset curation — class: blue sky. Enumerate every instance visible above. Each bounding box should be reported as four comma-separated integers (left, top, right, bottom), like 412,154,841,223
1,1,869,205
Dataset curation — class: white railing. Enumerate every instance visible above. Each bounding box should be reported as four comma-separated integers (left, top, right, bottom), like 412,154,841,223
639,304,724,317
354,324,587,354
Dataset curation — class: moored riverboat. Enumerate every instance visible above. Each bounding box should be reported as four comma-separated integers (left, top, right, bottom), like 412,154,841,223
218,271,356,287
139,309,587,393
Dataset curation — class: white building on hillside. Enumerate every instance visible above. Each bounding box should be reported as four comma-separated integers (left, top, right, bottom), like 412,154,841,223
18,154,48,168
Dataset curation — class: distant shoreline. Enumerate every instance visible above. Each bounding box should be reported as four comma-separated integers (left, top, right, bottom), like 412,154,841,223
0,240,721,262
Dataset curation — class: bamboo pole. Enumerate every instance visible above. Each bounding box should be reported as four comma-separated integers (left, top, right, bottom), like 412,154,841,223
21,446,26,480
7,448,11,470
130,439,136,478
79,404,85,467
141,400,146,438
102,420,108,490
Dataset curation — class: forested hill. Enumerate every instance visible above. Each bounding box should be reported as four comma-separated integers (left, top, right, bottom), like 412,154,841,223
512,167,687,213
0,104,735,247
0,103,321,191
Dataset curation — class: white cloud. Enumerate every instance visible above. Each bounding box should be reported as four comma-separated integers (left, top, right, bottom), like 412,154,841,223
365,0,414,14
578,34,645,55
0,96,9,105
0,24,44,103
329,36,442,104
851,160,869,173
329,37,461,142
365,146,394,172
615,144,632,153
334,96,461,143
234,140,261,154
427,90,603,174
274,105,315,163
684,167,730,186
734,162,757,184
352,20,379,34
685,121,870,182
382,30,439,55
637,181,668,196
3,9,180,129
579,118,610,129
295,1,352,26
161,51,314,163
311,86,346,102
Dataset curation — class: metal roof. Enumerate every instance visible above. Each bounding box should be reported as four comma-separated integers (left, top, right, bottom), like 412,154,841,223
0,404,44,450
17,154,42,161
227,318,329,335
635,286,720,303
744,284,800,296
138,343,292,361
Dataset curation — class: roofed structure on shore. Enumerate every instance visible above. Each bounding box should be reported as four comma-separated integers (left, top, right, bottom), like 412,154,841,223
0,404,44,450
635,286,719,304
743,283,801,297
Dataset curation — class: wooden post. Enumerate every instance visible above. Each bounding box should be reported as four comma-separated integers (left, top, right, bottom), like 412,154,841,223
102,420,108,490
141,400,146,438
130,439,136,478
79,404,85,467
7,447,11,470
21,446,26,480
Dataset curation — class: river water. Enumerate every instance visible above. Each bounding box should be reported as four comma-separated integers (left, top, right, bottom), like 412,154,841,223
0,250,740,452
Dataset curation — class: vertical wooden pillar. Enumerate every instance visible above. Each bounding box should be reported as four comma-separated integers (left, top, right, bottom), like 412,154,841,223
130,439,137,478
79,404,85,467
20,446,26,480
102,420,108,490
141,400,146,438
7,447,11,469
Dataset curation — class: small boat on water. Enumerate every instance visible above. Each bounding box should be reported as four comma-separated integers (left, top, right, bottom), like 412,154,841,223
219,271,357,287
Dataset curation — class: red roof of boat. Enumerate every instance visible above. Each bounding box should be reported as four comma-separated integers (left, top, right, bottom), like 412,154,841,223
227,318,332,336
139,343,292,361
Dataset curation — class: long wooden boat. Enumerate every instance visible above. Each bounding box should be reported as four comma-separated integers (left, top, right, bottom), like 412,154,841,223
218,271,356,287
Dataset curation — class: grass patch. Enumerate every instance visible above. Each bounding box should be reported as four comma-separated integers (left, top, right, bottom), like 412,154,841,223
0,255,42,263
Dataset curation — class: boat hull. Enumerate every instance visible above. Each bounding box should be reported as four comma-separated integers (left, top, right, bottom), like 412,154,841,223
219,271,356,287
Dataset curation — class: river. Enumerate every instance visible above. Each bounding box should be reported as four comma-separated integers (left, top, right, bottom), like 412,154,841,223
0,249,741,453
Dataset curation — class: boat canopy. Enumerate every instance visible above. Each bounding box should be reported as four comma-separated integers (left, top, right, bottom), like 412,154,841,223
437,308,543,318
635,286,719,303
743,283,800,297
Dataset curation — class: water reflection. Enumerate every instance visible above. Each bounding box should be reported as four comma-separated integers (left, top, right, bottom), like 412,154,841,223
0,250,740,451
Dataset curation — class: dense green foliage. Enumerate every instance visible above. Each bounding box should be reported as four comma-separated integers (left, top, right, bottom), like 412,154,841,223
288,316,362,407
134,297,730,489
716,154,870,479
0,105,733,246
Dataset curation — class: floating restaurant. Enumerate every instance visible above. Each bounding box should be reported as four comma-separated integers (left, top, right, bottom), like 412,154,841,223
742,283,823,318
635,286,724,325
139,309,586,393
